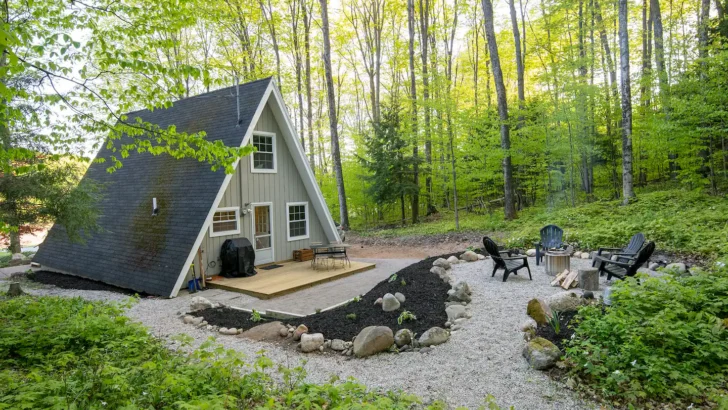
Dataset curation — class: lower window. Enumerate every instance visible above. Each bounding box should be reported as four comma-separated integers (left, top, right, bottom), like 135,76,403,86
287,202,309,241
210,207,240,237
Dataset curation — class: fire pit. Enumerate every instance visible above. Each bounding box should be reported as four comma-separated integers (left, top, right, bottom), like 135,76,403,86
544,251,570,276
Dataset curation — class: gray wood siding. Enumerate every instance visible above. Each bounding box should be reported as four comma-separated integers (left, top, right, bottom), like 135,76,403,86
194,102,326,278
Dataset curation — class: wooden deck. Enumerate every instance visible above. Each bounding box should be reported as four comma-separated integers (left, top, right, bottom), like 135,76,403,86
206,260,376,299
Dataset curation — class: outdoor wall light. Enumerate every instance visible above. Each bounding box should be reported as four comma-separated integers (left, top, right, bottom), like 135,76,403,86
152,197,160,216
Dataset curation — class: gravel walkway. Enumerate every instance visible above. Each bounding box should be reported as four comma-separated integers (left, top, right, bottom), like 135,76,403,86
19,256,605,409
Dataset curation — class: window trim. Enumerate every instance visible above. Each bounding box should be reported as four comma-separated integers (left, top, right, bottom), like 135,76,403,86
209,206,241,237
250,131,277,174
286,201,310,241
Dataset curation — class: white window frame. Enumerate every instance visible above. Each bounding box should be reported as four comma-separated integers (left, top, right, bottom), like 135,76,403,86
209,207,241,237
286,201,310,241
250,131,277,173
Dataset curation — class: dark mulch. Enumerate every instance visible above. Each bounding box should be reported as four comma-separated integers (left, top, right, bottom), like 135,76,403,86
191,307,275,331
535,310,578,350
190,254,456,341
30,270,151,297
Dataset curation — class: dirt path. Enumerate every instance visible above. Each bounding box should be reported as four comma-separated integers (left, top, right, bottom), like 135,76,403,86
346,231,488,259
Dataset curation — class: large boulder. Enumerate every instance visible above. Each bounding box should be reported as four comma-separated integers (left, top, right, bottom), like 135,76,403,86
447,281,472,303
446,304,467,322
526,249,537,257
239,321,287,342
522,337,561,370
546,291,584,313
300,333,325,353
460,251,479,262
382,293,401,312
665,262,687,274
394,329,413,347
527,298,553,325
418,327,450,346
433,258,451,270
190,296,214,312
353,326,394,357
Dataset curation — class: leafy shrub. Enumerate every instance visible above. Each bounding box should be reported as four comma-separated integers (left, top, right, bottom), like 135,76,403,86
547,310,561,334
0,296,433,409
566,268,728,407
397,310,417,325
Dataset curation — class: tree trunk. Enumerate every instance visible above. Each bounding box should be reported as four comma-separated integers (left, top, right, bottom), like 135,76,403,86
508,0,525,121
481,0,516,219
259,0,282,90
419,0,434,217
619,0,635,203
303,1,315,172
698,0,710,68
318,0,349,229
407,0,420,224
651,0,668,108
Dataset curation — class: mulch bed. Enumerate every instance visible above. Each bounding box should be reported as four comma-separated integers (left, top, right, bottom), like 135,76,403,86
191,306,277,331
195,253,457,341
535,310,578,350
30,270,151,297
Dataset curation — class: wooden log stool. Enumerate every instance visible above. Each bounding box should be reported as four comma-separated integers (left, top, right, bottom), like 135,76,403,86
578,268,599,291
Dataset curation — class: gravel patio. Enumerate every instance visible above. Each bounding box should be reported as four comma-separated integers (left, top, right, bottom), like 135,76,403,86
19,256,605,409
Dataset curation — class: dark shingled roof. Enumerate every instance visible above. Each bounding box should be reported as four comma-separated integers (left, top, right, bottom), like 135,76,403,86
33,77,273,296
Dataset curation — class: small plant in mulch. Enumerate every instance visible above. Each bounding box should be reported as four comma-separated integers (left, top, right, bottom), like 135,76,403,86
346,313,357,321
534,310,577,351
400,279,406,286
250,309,262,323
388,274,398,283
397,310,416,325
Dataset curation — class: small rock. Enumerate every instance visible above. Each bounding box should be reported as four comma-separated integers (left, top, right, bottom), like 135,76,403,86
566,377,577,389
324,339,332,349
520,318,537,332
300,333,325,353
183,315,195,324
648,262,659,270
523,337,562,370
353,326,394,357
319,345,324,352
451,325,461,331
526,249,537,257
432,258,451,270
448,281,472,303
454,318,467,326
344,341,353,349
374,297,383,306
331,339,346,351
523,328,536,341
444,321,451,328
580,252,590,259
527,298,553,325
279,327,289,337
420,347,432,354
418,327,449,346
293,324,308,341
447,256,460,264
394,329,413,347
446,304,467,322
394,292,406,303
219,327,238,335
460,251,479,262
399,345,410,352
546,291,584,312
190,296,214,312
477,254,486,260
665,262,687,274
191,316,204,326
382,293,401,312
430,266,447,277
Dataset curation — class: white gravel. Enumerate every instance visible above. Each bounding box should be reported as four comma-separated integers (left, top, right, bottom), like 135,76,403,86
22,257,605,409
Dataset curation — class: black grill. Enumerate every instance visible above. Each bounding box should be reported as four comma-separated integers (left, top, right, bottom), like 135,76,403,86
220,238,257,278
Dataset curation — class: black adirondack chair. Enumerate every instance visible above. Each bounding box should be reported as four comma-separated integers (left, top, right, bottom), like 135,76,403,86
594,241,655,280
534,224,565,266
592,232,646,267
483,236,532,282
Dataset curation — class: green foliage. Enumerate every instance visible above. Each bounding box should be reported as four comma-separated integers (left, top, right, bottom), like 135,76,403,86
397,311,417,325
352,296,362,302
0,296,438,409
250,309,262,322
566,268,728,407
547,311,561,335
362,190,728,257
400,279,407,286
388,273,398,283
346,313,357,321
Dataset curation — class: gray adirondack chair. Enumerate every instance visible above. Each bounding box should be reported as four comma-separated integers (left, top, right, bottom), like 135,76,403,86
592,233,646,267
593,241,655,280
534,224,565,266
483,236,532,282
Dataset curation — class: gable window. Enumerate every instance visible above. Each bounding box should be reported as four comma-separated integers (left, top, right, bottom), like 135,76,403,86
251,132,277,173
210,207,240,237
286,202,309,241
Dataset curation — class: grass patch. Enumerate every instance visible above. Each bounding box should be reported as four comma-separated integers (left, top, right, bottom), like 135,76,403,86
0,251,34,268
359,190,728,258
565,266,728,408
0,296,430,409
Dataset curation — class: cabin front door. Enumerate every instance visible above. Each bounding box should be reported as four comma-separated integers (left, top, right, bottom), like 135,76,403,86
252,203,274,265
